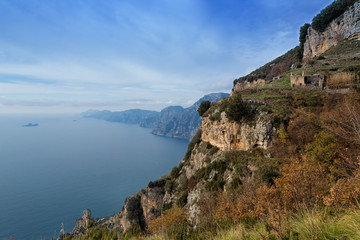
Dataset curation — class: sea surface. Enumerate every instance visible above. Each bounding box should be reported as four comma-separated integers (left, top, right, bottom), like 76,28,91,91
0,114,188,240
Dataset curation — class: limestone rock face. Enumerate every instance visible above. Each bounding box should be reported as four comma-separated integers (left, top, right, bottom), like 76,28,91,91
303,1,360,62
71,209,93,235
201,112,274,152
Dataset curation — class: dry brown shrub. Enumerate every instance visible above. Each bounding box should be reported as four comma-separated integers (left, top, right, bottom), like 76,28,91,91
287,110,320,150
328,72,356,87
323,97,360,146
146,206,189,235
275,157,330,211
324,169,360,207
211,183,282,223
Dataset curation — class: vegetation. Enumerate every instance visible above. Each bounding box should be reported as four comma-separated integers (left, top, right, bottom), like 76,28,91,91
297,23,310,60
184,129,202,161
233,47,299,85
225,94,255,123
312,0,358,32
197,100,211,117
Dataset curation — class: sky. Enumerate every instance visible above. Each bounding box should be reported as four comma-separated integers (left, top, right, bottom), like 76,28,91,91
0,0,333,114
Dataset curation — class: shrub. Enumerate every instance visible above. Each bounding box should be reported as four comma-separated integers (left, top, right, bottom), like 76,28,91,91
209,146,219,156
148,179,167,188
225,94,255,123
307,131,337,165
176,193,188,207
165,179,175,194
297,23,311,60
230,177,242,190
210,111,222,121
184,129,202,161
170,166,180,179
162,202,173,211
198,100,211,117
147,207,190,238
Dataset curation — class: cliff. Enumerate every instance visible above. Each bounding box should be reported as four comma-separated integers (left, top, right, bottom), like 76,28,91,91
201,111,274,152
303,1,360,61
69,96,278,237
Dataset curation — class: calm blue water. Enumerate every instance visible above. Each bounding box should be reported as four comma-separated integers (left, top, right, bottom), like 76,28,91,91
0,115,188,240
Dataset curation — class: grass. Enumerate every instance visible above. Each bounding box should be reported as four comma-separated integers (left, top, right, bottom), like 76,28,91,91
138,208,360,240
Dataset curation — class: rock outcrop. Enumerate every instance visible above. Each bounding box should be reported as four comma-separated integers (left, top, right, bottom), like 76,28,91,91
71,209,93,236
201,111,275,152
303,1,360,61
70,102,278,238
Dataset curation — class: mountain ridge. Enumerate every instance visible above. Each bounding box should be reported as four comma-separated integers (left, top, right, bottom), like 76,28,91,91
82,93,229,140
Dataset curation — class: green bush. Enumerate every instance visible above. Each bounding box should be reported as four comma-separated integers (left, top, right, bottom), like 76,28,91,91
209,146,219,156
210,111,222,121
198,100,211,117
177,193,188,207
170,166,180,179
297,23,311,60
230,177,242,190
165,179,175,194
162,202,173,211
225,94,255,123
184,129,202,161
148,179,167,188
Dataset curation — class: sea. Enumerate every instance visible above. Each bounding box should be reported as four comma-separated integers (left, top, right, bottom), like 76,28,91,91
0,114,189,240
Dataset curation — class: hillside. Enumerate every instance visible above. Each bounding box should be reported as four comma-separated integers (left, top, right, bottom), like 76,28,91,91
60,1,360,240
83,93,229,140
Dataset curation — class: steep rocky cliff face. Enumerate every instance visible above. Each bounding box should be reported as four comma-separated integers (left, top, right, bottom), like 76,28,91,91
68,103,278,237
303,1,360,61
70,184,166,235
201,111,274,152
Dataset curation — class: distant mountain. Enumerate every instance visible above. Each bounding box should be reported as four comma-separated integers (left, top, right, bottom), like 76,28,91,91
82,93,229,140
150,93,230,139
81,109,158,124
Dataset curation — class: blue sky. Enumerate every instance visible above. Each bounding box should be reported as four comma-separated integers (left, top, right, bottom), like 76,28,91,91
0,0,332,113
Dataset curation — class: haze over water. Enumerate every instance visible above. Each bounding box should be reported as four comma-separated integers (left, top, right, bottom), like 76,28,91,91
0,115,188,240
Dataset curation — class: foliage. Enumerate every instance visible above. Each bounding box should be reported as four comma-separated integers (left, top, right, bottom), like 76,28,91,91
165,179,175,194
148,179,167,188
277,124,289,144
275,157,330,211
162,202,173,212
176,193,188,207
184,129,202,161
324,169,360,207
312,0,358,32
62,226,120,240
307,131,337,164
198,100,211,117
170,166,180,179
147,207,190,239
209,146,219,156
225,94,255,123
297,23,311,60
209,111,222,121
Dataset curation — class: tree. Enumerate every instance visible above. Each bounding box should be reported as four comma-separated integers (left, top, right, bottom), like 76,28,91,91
297,23,310,60
225,94,254,123
198,100,211,117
